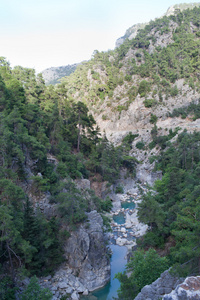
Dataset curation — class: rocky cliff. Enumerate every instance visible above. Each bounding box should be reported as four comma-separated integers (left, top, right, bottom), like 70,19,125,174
37,211,110,300
57,6,200,187
134,269,184,300
135,272,200,300
163,276,200,300
64,210,110,292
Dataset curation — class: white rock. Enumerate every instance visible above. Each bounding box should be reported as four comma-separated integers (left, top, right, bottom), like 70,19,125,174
121,227,126,233
66,287,74,294
116,237,127,246
76,282,86,293
58,282,69,289
83,289,89,295
125,222,132,229
71,291,79,300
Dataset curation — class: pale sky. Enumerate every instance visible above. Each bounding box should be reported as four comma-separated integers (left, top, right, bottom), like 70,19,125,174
0,0,199,72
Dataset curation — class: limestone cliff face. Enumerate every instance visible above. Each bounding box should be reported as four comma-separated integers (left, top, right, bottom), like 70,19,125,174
64,210,110,291
94,79,200,184
165,3,200,17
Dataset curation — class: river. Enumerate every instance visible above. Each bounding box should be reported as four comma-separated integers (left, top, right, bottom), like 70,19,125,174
81,197,137,300
81,244,127,300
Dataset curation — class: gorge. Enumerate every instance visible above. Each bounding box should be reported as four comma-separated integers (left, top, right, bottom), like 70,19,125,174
2,3,200,300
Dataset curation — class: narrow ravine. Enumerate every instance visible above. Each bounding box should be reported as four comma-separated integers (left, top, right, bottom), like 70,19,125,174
81,182,149,300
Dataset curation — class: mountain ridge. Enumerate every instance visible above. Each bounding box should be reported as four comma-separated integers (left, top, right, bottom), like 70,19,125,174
41,63,79,85
115,2,200,47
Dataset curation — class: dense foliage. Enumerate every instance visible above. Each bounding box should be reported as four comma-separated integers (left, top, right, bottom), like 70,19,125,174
117,129,200,299
147,129,200,275
0,57,136,297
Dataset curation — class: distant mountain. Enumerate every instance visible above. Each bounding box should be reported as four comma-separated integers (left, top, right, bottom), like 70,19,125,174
115,2,200,47
41,63,79,85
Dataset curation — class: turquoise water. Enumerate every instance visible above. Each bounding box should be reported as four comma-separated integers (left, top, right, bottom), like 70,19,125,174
81,197,135,299
121,201,135,210
81,244,127,300
113,212,125,224
113,200,135,225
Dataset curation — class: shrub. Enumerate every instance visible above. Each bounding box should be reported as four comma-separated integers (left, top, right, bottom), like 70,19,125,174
136,141,145,150
115,185,124,194
143,98,157,108
150,114,158,124
170,85,179,97
125,74,132,81
138,80,150,97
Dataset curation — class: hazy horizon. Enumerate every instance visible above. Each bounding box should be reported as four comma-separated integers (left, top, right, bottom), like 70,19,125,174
0,0,199,72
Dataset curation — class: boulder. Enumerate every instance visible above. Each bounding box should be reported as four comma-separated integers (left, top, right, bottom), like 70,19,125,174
58,282,69,289
116,237,127,246
71,291,80,300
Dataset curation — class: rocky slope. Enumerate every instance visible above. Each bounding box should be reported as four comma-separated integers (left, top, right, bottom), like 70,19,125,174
64,210,110,292
116,2,200,47
57,5,200,186
135,272,200,300
163,276,200,300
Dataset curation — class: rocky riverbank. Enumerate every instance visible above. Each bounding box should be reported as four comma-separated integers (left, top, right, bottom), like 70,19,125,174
108,182,149,250
35,179,150,300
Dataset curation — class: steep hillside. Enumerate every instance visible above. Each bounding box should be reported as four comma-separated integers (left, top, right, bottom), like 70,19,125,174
116,2,200,47
58,6,200,174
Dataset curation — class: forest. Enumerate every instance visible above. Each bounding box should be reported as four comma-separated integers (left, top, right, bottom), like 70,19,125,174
0,56,138,299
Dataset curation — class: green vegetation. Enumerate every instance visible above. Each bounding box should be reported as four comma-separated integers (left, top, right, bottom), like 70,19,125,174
149,126,180,150
143,98,158,108
57,6,200,116
117,130,200,299
136,140,145,150
116,249,169,299
2,4,200,299
170,100,200,120
0,57,140,297
20,276,52,300
142,130,200,272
